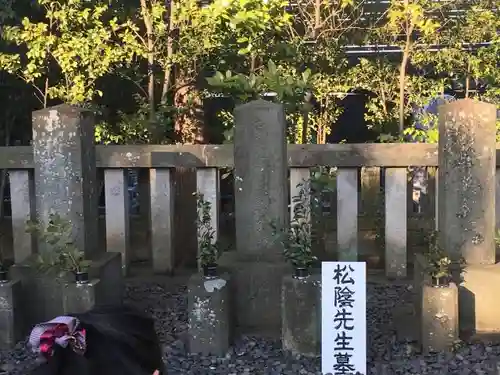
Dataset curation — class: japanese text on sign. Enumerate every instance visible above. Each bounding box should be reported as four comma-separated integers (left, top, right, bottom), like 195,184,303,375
321,262,366,375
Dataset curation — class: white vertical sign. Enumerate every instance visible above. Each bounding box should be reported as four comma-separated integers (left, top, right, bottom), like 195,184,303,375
321,262,366,375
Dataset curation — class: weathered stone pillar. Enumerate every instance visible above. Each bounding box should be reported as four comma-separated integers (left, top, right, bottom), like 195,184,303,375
438,99,496,264
437,99,500,340
12,104,123,332
219,100,290,335
32,104,99,258
233,100,288,255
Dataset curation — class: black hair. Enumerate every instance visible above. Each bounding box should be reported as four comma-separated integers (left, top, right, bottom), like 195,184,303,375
30,305,164,375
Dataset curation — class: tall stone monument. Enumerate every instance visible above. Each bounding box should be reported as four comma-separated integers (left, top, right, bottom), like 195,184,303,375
438,99,499,339
32,104,99,257
219,100,290,335
12,105,123,331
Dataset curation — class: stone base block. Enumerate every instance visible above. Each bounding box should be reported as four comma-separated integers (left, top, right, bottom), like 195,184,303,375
187,272,232,356
421,283,458,353
218,252,291,336
459,263,500,342
63,279,102,314
10,264,65,333
11,252,123,334
0,280,23,349
281,274,321,357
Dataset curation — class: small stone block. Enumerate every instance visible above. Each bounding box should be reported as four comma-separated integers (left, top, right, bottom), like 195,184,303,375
0,280,23,349
281,274,321,357
62,279,102,314
10,261,66,334
188,273,232,356
11,252,122,334
459,263,500,341
421,282,458,353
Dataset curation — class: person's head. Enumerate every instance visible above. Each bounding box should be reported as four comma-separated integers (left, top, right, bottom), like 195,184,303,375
29,305,164,375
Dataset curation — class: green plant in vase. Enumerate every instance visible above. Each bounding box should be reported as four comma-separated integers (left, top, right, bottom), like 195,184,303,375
424,230,464,287
196,193,220,278
26,213,92,283
273,179,317,278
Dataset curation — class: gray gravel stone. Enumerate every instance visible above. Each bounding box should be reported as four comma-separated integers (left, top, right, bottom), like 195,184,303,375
2,281,500,374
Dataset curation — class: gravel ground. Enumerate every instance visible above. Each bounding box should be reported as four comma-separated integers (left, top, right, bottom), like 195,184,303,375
2,280,500,375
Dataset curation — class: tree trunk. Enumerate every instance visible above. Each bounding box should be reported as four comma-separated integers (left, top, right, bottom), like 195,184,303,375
313,0,321,38
173,83,205,144
140,0,158,139
161,0,175,105
398,49,409,134
398,19,412,135
397,0,413,134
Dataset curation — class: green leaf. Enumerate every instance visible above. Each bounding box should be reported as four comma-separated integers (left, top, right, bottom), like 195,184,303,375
267,59,277,75
302,69,311,83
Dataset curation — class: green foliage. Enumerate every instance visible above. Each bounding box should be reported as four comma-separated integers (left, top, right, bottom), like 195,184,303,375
213,109,235,144
206,60,313,105
423,230,465,280
0,0,129,105
26,213,91,274
272,179,317,269
93,97,177,145
195,193,220,268
0,0,498,145
221,0,291,57
0,0,14,24
206,60,348,144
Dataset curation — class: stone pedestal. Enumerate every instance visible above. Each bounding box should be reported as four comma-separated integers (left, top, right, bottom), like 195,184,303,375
187,273,232,356
281,274,321,357
230,100,289,335
0,280,23,349
219,252,290,336
63,279,102,314
32,104,99,259
421,283,459,353
459,263,500,341
414,254,500,344
10,264,65,333
11,252,122,334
